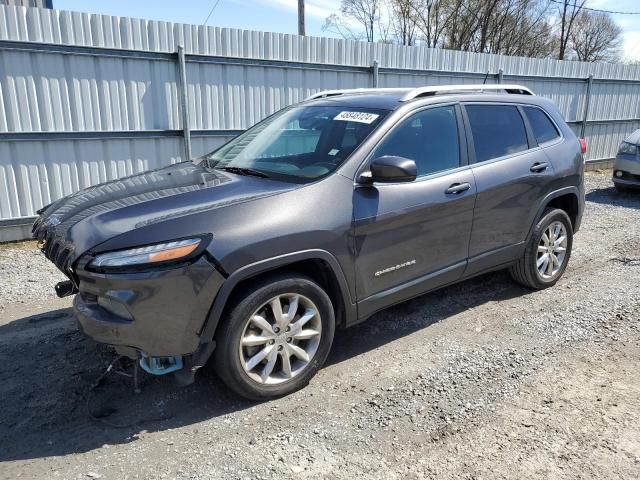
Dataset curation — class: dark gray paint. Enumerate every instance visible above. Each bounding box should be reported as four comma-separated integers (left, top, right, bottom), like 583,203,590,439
33,90,585,363
353,168,476,301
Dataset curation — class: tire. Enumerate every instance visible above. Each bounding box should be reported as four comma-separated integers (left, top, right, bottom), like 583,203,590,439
509,208,573,290
213,274,335,401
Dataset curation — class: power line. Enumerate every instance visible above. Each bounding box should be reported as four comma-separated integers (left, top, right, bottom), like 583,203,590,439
202,0,223,26
549,0,640,16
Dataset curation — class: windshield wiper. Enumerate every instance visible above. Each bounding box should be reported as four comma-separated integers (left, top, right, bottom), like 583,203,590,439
217,166,270,178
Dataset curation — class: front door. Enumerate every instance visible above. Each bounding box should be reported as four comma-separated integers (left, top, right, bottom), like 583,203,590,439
352,105,476,318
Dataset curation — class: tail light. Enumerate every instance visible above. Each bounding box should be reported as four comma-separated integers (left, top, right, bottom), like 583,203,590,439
579,137,587,154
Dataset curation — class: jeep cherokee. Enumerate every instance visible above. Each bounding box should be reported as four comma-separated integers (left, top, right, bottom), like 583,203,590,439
33,84,585,400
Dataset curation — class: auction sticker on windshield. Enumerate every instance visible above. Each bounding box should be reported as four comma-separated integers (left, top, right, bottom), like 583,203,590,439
334,111,380,124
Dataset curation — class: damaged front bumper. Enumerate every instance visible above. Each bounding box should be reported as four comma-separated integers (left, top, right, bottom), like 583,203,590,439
73,255,225,380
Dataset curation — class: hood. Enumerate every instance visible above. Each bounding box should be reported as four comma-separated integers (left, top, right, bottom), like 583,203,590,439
32,161,295,274
625,129,640,145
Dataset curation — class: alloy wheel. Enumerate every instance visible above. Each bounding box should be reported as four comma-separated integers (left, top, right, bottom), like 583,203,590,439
238,294,322,385
536,220,568,279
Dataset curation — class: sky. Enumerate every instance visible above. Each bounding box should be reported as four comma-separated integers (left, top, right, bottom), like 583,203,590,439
52,0,640,62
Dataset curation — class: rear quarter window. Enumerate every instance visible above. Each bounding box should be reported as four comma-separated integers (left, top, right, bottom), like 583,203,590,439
465,105,529,163
523,106,561,144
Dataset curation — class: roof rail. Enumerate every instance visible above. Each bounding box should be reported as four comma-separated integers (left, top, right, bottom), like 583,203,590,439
400,84,534,101
305,88,407,101
304,84,534,102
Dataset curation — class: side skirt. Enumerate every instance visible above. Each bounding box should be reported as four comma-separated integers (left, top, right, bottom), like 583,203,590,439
353,261,466,323
350,242,525,327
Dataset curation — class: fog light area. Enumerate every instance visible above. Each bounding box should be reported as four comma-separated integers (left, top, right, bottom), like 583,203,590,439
97,296,133,321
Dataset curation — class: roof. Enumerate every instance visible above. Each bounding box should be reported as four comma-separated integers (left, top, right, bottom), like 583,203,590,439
304,84,536,110
305,92,407,110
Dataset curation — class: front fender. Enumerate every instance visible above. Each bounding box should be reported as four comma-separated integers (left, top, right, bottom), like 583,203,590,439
199,249,357,344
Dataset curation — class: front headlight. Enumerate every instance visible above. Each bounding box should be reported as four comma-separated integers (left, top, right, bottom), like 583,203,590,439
617,141,637,156
90,238,203,270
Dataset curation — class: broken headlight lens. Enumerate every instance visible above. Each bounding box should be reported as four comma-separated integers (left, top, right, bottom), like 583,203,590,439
90,238,202,269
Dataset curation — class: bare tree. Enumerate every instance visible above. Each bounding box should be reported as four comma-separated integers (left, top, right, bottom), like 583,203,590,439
324,14,367,40
345,0,380,41
556,0,586,60
569,10,622,62
444,0,481,51
483,0,555,57
387,0,421,45
476,0,502,53
412,0,458,48
325,0,622,64
324,0,381,42
433,0,556,57
377,5,394,43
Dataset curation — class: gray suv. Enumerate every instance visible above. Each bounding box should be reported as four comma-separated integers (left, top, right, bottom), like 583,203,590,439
33,84,585,400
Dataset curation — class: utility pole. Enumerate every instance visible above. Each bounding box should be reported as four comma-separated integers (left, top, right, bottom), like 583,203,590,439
298,0,306,36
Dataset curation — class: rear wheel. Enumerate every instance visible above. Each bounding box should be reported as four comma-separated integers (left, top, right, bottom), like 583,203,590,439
510,208,573,289
214,275,335,400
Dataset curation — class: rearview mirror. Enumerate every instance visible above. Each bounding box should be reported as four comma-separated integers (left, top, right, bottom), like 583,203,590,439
360,156,417,184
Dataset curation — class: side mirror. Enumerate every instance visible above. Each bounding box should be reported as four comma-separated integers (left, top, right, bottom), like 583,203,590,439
360,156,417,184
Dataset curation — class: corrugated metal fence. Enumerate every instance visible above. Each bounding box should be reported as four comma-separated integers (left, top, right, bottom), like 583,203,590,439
1,4,639,240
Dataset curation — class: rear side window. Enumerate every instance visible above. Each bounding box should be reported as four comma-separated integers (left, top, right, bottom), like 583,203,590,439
523,106,560,144
465,105,529,163
373,105,460,177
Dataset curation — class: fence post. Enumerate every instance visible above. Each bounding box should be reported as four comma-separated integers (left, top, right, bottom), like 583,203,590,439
581,74,594,138
177,45,192,161
497,68,503,84
371,60,379,88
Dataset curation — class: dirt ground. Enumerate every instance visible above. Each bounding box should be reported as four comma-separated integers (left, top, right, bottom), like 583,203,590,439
0,171,638,480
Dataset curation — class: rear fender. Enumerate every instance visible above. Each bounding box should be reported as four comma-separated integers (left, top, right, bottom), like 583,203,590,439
527,186,581,240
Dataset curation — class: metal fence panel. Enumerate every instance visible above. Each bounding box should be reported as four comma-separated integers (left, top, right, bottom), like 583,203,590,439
583,121,640,161
0,137,185,219
1,3,640,240
588,81,640,122
0,49,180,132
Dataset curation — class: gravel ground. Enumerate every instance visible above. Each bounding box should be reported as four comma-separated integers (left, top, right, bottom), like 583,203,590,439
0,170,638,480
0,243,67,308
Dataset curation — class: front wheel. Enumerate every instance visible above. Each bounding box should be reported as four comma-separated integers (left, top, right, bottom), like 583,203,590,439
214,275,335,400
509,208,573,289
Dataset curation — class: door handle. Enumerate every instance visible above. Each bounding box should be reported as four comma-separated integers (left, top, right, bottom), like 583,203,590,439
445,182,471,194
530,162,549,173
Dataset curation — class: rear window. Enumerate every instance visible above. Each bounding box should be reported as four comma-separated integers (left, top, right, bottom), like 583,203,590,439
523,106,560,144
466,105,529,163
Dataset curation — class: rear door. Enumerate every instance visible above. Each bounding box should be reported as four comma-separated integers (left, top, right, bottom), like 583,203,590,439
352,104,477,316
463,103,555,274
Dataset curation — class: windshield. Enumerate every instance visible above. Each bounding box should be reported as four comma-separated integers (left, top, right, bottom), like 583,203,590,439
201,105,388,182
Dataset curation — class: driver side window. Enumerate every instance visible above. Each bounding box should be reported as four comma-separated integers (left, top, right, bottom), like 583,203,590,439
372,105,461,177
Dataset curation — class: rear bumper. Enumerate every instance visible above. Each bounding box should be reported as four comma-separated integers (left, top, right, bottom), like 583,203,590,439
74,256,225,357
